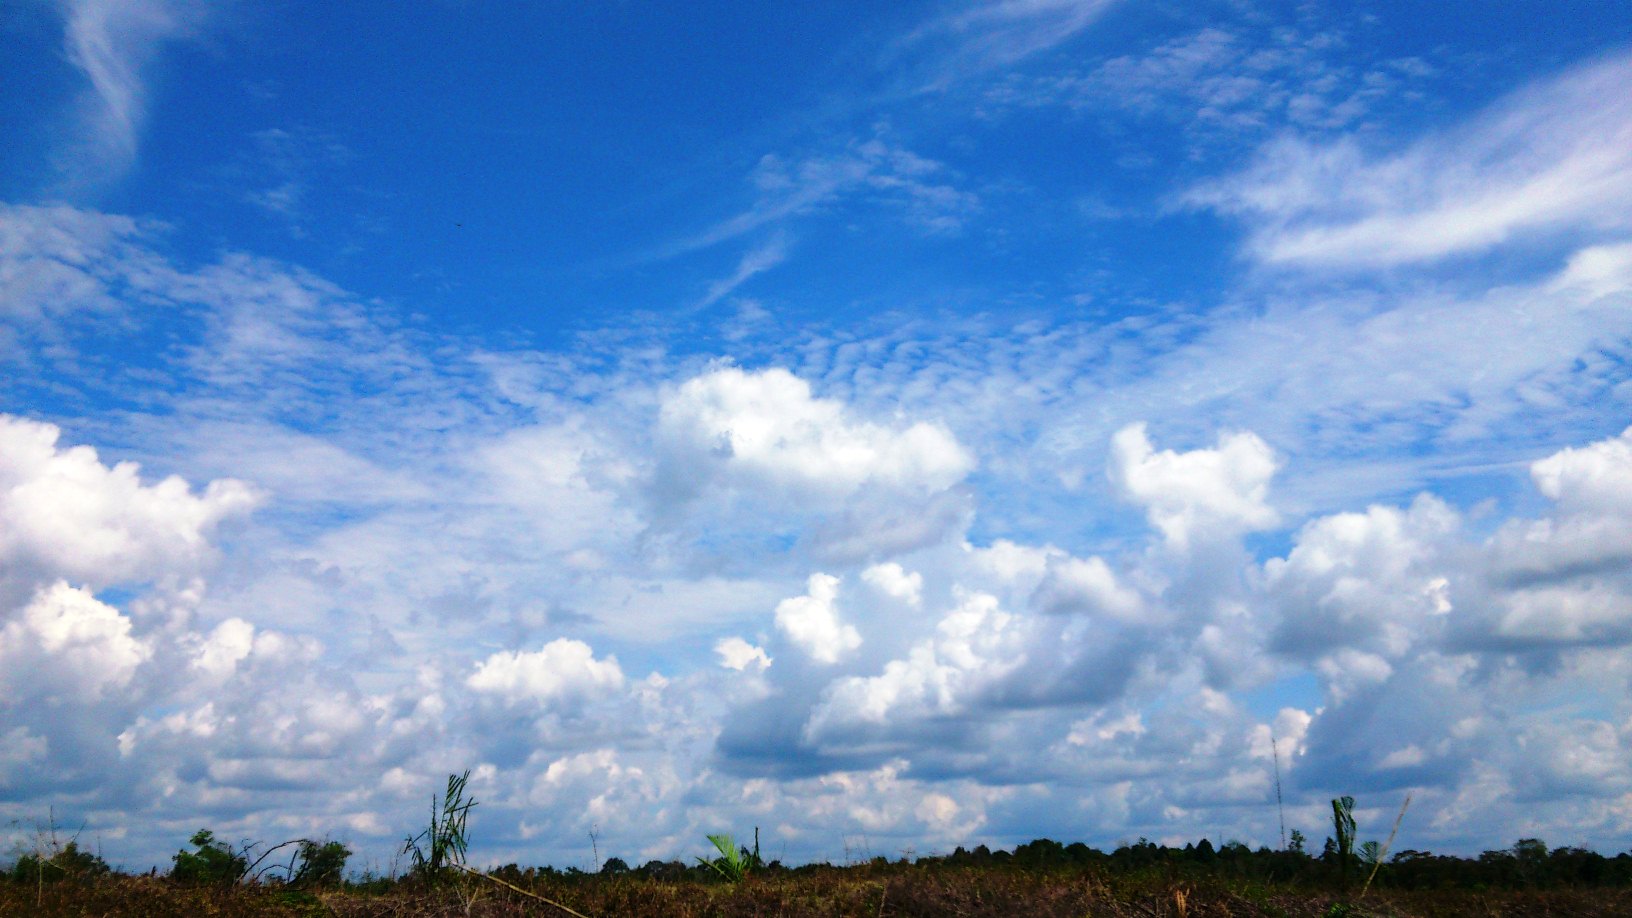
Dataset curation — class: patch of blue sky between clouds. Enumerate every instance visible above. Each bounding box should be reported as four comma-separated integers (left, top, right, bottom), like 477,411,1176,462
3,0,1632,872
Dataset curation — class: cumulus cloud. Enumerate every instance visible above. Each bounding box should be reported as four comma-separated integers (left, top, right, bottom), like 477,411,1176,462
1030,555,1142,621
1531,424,1632,514
715,636,772,671
1109,422,1278,548
1187,49,1632,267
0,414,258,599
654,366,973,560
0,581,149,701
467,639,625,705
774,573,863,664
1266,495,1459,661
862,562,924,606
659,367,971,499
804,591,1022,746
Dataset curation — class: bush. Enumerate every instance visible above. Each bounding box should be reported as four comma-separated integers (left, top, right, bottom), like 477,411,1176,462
291,839,351,888
170,830,247,885
9,840,110,884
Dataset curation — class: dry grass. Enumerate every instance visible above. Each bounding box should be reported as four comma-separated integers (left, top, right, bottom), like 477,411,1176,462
6,868,1632,918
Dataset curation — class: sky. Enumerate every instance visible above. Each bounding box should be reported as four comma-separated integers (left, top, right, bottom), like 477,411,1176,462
3,0,1632,873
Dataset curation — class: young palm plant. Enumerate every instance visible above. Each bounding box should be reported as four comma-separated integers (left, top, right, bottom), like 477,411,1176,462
1331,796,1356,892
696,831,760,883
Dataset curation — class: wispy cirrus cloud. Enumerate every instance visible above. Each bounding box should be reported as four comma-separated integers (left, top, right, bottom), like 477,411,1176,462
696,233,790,309
667,136,981,258
1186,47,1632,268
897,0,1120,88
51,0,212,194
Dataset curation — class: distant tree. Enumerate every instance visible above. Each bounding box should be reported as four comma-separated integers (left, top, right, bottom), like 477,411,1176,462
1289,829,1307,854
171,830,248,884
291,839,351,887
599,856,630,875
10,840,109,884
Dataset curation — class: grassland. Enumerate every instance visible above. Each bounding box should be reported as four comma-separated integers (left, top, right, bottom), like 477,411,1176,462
6,856,1632,917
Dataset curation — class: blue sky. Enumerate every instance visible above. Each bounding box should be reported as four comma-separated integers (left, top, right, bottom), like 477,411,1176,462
4,0,1632,872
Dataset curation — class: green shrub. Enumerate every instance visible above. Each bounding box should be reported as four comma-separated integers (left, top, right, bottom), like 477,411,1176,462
9,840,109,884
171,829,247,884
291,839,351,887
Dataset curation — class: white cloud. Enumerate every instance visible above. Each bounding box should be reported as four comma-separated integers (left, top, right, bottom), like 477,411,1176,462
861,562,923,606
673,136,982,254
7,195,1632,866
54,0,210,190
774,574,862,664
1109,422,1278,548
660,367,971,500
804,591,1022,743
1265,495,1458,660
0,203,164,323
653,366,974,561
192,617,256,679
1496,584,1632,645
715,636,772,672
0,581,149,701
1531,424,1632,515
0,414,258,592
902,0,1120,83
467,639,625,705
697,233,790,308
1030,555,1142,621
988,23,1427,140
1188,50,1632,267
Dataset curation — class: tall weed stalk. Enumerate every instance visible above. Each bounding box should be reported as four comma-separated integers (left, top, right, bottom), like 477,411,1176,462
402,770,478,882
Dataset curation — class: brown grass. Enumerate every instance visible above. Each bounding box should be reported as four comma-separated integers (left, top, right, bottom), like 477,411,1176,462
5,868,1632,918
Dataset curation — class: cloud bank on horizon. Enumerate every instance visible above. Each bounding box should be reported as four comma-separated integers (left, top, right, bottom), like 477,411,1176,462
2,0,1632,871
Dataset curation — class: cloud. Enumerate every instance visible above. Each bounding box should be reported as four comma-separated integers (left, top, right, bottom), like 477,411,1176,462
466,638,626,705
983,21,1435,143
715,636,772,672
658,366,971,501
900,0,1120,86
0,414,258,595
0,581,149,701
653,365,974,561
1109,422,1278,549
803,591,1023,747
1530,424,1632,515
862,562,923,606
0,202,169,324
1187,48,1632,267
1265,495,1458,661
5,198,1632,865
697,233,790,308
1030,555,1141,621
774,573,862,664
53,0,210,191
673,137,981,255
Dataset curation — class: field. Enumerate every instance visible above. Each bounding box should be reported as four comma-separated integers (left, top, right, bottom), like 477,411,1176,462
7,856,1632,918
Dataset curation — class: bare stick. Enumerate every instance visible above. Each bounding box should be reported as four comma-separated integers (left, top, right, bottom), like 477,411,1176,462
1359,793,1412,900
245,838,310,883
454,863,593,918
1271,735,1287,850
